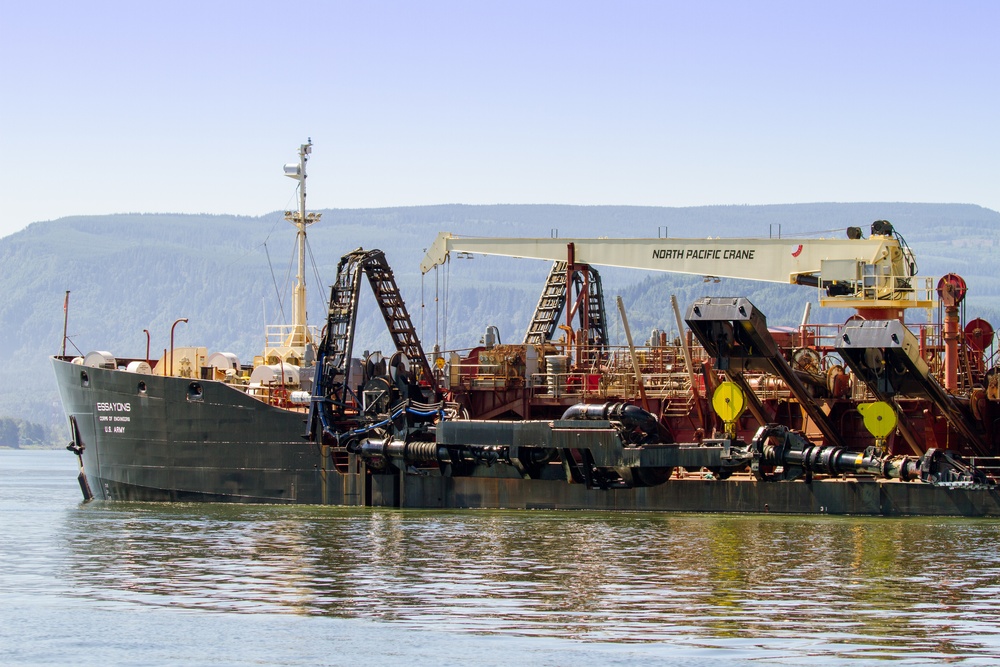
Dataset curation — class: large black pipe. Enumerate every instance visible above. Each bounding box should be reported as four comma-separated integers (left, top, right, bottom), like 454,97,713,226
753,424,930,482
356,437,444,464
561,402,662,443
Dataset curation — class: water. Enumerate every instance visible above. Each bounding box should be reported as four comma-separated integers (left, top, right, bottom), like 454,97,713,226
3,451,1000,666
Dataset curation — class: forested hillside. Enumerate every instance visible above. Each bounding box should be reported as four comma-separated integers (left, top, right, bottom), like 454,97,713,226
2,202,998,444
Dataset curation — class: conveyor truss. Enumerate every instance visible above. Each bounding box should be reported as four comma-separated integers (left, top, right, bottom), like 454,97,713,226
311,248,437,434
524,260,609,358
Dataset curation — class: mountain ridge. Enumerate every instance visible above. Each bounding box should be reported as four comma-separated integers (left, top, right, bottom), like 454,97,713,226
3,202,998,443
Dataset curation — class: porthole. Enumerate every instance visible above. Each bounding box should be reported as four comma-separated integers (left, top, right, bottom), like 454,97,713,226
80,371,90,387
137,381,147,394
187,382,204,402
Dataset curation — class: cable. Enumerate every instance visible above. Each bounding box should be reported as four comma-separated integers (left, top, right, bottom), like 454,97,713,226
893,228,918,276
281,236,296,315
263,242,287,323
305,237,326,323
435,266,440,349
443,255,450,351
789,227,853,237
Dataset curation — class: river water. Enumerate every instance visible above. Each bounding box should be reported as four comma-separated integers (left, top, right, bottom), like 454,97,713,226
3,450,1000,665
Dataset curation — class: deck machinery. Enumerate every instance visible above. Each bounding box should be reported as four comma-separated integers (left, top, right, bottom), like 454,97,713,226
54,142,1000,512
304,222,997,512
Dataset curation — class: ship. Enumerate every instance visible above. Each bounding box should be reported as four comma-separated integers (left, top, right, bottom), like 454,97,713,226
52,142,1000,515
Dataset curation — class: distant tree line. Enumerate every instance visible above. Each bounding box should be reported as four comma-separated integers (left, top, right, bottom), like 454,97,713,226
0,417,59,448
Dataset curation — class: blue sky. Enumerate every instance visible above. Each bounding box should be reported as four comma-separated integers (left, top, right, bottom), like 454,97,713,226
1,0,998,237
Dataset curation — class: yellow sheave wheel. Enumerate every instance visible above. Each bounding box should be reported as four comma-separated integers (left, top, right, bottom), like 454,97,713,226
857,401,897,438
712,381,746,422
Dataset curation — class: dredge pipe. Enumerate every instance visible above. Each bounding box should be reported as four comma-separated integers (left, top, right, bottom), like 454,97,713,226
561,402,662,443
355,435,522,473
357,438,444,463
753,425,922,482
783,446,921,481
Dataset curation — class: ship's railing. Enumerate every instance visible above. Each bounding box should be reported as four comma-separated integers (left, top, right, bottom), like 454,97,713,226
800,320,945,351
436,315,998,404
797,323,846,354
802,318,996,391
817,272,936,310
458,366,799,403
443,341,727,401
264,324,321,349
968,457,1000,479
982,347,1000,373
441,342,700,389
439,339,817,401
243,382,309,412
528,369,696,400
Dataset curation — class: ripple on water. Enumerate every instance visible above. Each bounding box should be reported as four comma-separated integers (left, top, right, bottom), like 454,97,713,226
5,452,1000,663
38,506,1000,657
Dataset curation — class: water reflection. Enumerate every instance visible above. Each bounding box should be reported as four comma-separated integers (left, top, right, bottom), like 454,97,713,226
62,503,1000,660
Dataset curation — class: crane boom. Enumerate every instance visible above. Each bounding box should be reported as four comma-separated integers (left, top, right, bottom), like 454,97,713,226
424,233,889,283
420,225,935,311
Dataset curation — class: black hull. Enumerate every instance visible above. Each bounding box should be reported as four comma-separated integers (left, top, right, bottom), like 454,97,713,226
52,358,1000,516
53,357,330,504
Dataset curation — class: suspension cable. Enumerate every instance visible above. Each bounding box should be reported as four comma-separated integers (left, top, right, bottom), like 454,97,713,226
443,255,450,352
263,242,287,323
305,237,326,323
435,265,440,349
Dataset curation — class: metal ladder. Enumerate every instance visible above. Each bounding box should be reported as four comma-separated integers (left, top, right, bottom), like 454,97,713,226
524,261,569,346
318,248,435,419
361,250,435,386
320,251,367,413
523,261,609,352
583,266,609,349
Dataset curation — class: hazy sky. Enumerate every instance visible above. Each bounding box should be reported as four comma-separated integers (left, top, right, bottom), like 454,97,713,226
2,1,998,237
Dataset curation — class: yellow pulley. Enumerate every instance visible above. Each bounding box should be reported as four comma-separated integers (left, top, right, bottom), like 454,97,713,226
857,401,897,439
712,381,746,424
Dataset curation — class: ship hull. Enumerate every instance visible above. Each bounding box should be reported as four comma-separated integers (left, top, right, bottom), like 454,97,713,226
52,358,1000,515
53,357,334,504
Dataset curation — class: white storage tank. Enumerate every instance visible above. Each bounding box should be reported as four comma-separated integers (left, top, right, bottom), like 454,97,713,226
126,361,152,374
248,362,300,386
288,391,312,405
207,352,240,371
83,351,117,369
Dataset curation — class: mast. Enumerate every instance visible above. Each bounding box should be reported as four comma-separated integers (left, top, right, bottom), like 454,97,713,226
61,290,70,356
283,139,321,347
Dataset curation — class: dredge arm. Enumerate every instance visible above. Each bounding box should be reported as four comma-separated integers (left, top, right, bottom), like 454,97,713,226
344,399,991,490
745,424,988,487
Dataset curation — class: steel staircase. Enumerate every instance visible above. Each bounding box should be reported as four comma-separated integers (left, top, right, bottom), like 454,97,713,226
524,261,569,346
524,261,609,352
